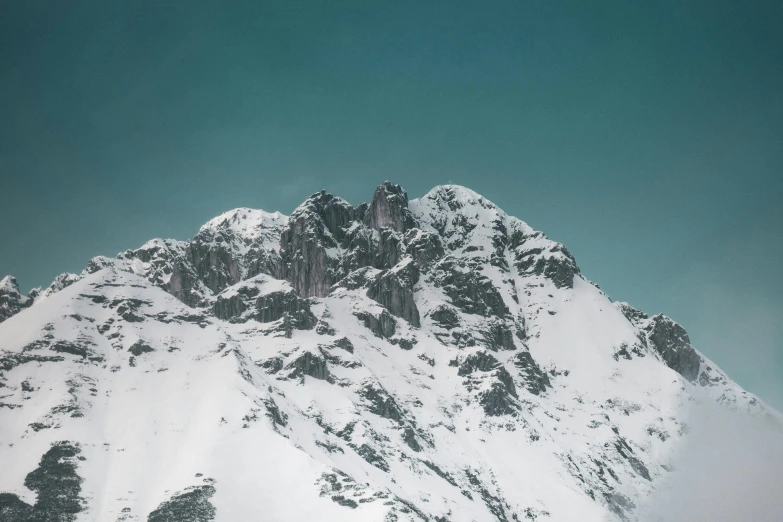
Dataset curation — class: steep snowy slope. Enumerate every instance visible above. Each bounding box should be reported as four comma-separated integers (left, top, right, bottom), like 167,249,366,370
0,183,777,522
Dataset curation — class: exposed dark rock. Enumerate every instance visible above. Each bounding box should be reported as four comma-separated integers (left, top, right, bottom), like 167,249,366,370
332,337,355,353
422,461,459,487
458,352,518,416
354,310,397,339
119,241,206,308
0,276,33,323
644,315,702,382
255,291,317,331
402,426,422,452
109,298,150,323
433,258,509,317
42,273,81,299
366,258,421,327
364,181,416,233
278,191,354,297
351,443,390,472
458,351,501,376
332,267,377,291
404,229,445,271
286,351,332,382
359,383,404,422
330,495,358,509
478,368,518,417
148,484,216,522
0,493,34,521
212,284,261,321
259,356,285,375
264,397,288,427
464,468,514,522
128,340,154,357
0,353,65,372
613,437,651,481
512,235,580,289
0,442,86,522
429,305,461,329
513,352,551,395
481,320,517,351
616,302,648,326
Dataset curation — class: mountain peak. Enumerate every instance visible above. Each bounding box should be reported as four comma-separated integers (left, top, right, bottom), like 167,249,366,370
0,182,777,522
0,275,21,294
199,207,288,238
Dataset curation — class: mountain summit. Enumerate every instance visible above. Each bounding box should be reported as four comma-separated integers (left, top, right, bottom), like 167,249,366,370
0,183,776,522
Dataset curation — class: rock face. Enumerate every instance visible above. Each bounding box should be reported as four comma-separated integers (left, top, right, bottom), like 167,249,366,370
364,181,416,233
0,276,32,323
644,314,702,382
278,192,354,298
366,257,420,327
0,182,778,522
0,442,85,522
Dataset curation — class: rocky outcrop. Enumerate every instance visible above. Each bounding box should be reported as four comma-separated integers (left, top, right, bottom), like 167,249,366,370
255,291,317,330
0,442,85,522
364,181,416,233
286,351,332,382
148,484,216,522
615,302,648,326
0,276,33,323
457,351,518,416
42,273,81,299
355,310,397,339
404,229,445,271
278,192,354,298
432,258,509,318
212,277,316,332
644,314,702,382
119,239,207,308
513,351,551,395
366,257,421,327
481,319,517,351
511,233,580,289
457,351,501,376
429,305,461,329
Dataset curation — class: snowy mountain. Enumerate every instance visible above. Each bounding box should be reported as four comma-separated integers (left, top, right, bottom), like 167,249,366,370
0,182,778,522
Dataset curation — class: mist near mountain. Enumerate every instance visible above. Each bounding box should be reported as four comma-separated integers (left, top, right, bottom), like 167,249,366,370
641,397,783,522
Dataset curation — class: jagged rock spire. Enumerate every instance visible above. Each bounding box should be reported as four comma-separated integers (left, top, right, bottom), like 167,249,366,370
0,275,32,323
364,181,416,233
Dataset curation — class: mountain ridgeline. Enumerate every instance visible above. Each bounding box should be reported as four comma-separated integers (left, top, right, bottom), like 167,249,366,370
0,183,776,522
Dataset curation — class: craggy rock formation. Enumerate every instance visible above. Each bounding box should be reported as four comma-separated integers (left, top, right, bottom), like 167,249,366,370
286,351,332,382
513,351,551,395
366,257,421,327
509,232,580,290
457,351,519,416
0,442,85,522
364,181,416,233
0,276,33,323
255,291,317,329
643,314,702,382
355,309,397,339
278,192,354,298
148,484,217,522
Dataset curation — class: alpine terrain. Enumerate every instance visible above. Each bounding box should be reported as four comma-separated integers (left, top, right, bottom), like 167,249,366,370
0,182,778,522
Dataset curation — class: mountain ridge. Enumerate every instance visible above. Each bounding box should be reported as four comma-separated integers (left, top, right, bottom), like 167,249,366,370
0,182,778,522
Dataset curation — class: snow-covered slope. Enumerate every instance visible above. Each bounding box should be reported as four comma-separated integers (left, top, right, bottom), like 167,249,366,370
0,182,778,522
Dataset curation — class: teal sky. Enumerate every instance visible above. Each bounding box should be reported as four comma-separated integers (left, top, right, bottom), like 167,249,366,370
1,1,781,410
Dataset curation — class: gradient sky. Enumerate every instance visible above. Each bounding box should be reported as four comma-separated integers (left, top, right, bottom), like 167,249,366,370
1,1,781,409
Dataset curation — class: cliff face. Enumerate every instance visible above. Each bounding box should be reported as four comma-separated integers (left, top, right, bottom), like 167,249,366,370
0,183,776,522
